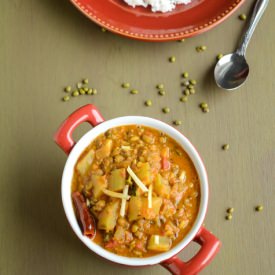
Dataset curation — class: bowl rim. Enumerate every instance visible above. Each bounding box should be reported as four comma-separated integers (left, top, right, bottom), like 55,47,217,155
61,116,208,266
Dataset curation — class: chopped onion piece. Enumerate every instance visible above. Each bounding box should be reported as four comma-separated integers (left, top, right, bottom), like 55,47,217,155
121,145,131,150
127,166,149,192
103,189,130,200
148,184,153,208
155,235,159,245
120,185,129,217
179,171,186,183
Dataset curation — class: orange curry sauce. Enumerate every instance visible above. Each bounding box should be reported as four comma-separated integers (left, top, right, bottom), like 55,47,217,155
72,125,200,257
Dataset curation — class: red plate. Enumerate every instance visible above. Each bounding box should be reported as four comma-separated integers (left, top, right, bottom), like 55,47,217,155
71,0,245,41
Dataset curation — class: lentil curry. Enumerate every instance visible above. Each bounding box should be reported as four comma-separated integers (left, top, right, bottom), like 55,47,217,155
71,125,200,257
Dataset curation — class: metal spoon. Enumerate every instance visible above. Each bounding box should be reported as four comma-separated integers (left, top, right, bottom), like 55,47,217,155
214,0,269,90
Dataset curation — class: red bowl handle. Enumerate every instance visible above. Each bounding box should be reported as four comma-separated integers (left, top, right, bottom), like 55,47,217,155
161,227,221,275
54,104,105,155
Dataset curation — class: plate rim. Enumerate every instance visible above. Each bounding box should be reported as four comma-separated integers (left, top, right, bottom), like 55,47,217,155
70,0,246,41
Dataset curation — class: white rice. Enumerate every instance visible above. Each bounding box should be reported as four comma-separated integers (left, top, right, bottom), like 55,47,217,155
124,0,192,13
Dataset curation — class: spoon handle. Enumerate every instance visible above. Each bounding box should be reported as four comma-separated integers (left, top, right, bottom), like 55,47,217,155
236,0,269,56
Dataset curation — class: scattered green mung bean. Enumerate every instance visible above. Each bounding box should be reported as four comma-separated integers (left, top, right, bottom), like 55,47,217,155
239,14,247,21
130,89,139,95
255,205,263,212
200,102,208,109
63,95,70,102
72,90,79,97
158,90,165,96
227,208,234,214
173,120,182,126
190,80,197,85
101,27,107,32
162,107,170,114
156,84,164,90
93,89,98,95
217,54,223,60
65,86,71,93
79,88,85,95
188,84,194,89
202,107,210,113
182,80,190,87
222,144,230,151
184,89,190,96
182,72,189,78
62,79,97,100
87,89,93,95
122,83,130,88
199,102,210,113
225,214,233,220
180,96,188,102
189,88,196,95
169,56,176,63
196,45,207,52
196,46,201,52
145,100,152,107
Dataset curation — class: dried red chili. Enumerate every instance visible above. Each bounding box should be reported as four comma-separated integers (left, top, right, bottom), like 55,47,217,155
72,192,96,238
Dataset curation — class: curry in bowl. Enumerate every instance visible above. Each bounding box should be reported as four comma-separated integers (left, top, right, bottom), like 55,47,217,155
71,125,200,257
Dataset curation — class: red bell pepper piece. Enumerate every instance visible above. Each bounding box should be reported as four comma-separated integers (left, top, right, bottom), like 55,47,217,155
162,157,170,170
161,147,170,170
105,240,118,249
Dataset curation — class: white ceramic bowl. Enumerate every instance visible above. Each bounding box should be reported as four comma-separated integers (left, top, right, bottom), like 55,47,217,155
54,104,220,274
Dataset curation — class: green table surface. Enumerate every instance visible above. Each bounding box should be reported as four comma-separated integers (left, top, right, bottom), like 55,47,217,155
1,0,275,274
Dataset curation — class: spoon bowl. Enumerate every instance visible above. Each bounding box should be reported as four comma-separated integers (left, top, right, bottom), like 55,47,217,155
214,53,249,90
214,0,268,91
